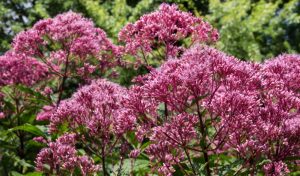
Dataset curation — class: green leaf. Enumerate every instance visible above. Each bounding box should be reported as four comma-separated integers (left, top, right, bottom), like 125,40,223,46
9,123,46,137
118,159,151,175
285,156,300,161
10,170,41,176
140,141,151,151
257,159,271,166
19,109,39,124
10,171,23,176
290,171,300,176
217,157,244,175
25,172,43,176
3,99,16,112
126,131,139,148
0,140,17,149
16,85,50,103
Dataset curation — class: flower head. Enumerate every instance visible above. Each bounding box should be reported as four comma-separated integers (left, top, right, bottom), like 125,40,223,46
119,3,218,57
0,52,49,86
12,12,120,78
35,133,99,174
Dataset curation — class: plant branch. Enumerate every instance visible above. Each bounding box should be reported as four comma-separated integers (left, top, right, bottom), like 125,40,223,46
196,101,211,176
56,50,70,106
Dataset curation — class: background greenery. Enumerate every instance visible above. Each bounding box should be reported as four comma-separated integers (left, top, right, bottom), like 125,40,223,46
1,0,300,61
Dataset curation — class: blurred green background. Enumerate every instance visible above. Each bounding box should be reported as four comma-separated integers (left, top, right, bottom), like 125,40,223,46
0,0,299,61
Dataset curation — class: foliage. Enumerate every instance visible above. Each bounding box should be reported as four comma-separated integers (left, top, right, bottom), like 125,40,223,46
208,0,300,61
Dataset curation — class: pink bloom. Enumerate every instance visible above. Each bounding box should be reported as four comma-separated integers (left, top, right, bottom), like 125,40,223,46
145,114,197,175
78,156,100,175
0,112,5,119
119,3,218,57
129,149,140,158
0,52,49,86
33,137,47,144
261,54,300,92
263,161,289,176
36,105,55,121
209,54,300,171
125,45,299,174
12,12,120,79
12,29,44,56
35,134,99,174
42,87,53,95
49,79,135,144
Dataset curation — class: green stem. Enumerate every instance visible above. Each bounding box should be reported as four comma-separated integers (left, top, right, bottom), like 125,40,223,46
56,51,70,106
196,101,211,176
184,148,197,175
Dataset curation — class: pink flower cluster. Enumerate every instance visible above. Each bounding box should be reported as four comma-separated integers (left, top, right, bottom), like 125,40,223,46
0,112,4,119
1,3,299,175
0,52,49,86
49,79,135,137
203,54,300,175
147,114,198,175
122,45,300,175
119,3,218,58
12,12,120,77
35,45,298,175
35,79,137,174
35,133,99,175
122,45,254,175
263,161,289,176
209,54,300,175
14,12,118,58
36,105,55,121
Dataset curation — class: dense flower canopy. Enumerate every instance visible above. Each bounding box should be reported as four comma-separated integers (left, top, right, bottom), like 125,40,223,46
122,45,257,175
119,3,218,58
49,79,135,136
122,45,300,175
202,53,300,175
1,3,299,176
13,12,118,58
12,12,120,78
0,52,49,86
35,133,99,174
